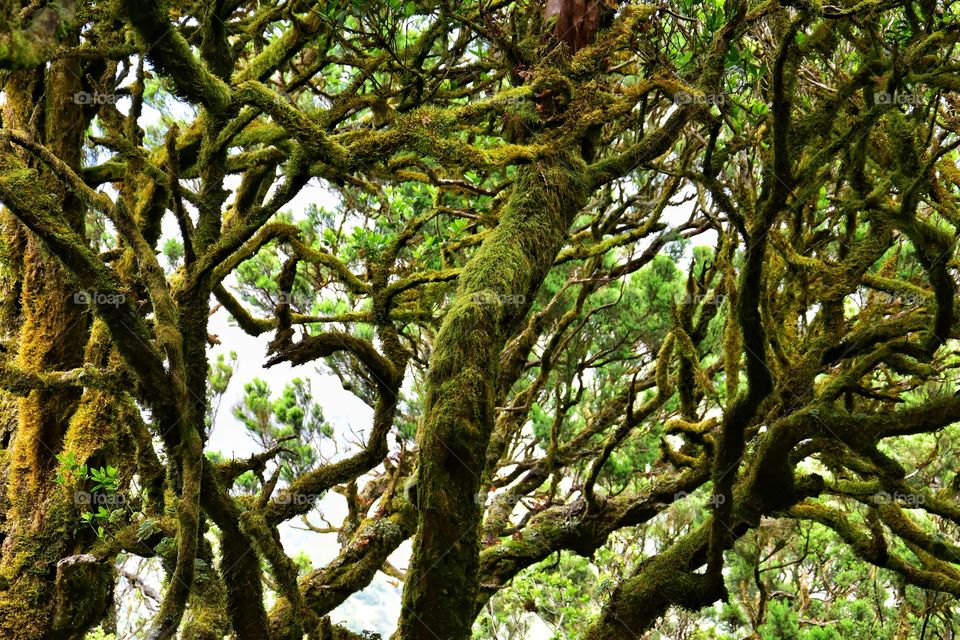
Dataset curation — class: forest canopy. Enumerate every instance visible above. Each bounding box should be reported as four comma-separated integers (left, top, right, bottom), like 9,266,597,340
1,0,960,638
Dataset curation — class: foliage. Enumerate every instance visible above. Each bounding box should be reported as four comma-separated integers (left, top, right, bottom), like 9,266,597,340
0,0,959,639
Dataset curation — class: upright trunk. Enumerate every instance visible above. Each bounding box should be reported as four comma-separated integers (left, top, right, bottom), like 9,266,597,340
397,149,590,639
0,53,113,639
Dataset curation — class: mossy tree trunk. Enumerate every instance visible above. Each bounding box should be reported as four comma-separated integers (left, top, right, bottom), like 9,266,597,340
397,149,590,639
0,51,116,638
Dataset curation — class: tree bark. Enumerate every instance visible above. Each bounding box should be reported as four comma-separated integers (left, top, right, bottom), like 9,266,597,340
396,149,590,639
0,53,113,639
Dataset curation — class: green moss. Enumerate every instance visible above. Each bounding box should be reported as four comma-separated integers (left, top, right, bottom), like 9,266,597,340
400,148,590,638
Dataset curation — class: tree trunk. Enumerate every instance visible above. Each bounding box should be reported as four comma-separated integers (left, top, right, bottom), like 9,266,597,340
397,149,590,639
0,53,114,639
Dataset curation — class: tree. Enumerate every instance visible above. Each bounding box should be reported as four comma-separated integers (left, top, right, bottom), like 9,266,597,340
0,0,959,639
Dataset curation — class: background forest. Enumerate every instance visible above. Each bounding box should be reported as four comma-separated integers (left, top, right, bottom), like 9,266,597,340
1,0,960,639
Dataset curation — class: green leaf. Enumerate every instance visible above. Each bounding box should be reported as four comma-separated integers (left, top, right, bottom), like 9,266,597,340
136,519,162,542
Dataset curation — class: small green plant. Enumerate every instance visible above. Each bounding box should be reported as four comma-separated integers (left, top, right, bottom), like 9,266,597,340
55,453,127,539
88,465,120,493
54,451,87,486
80,509,108,540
